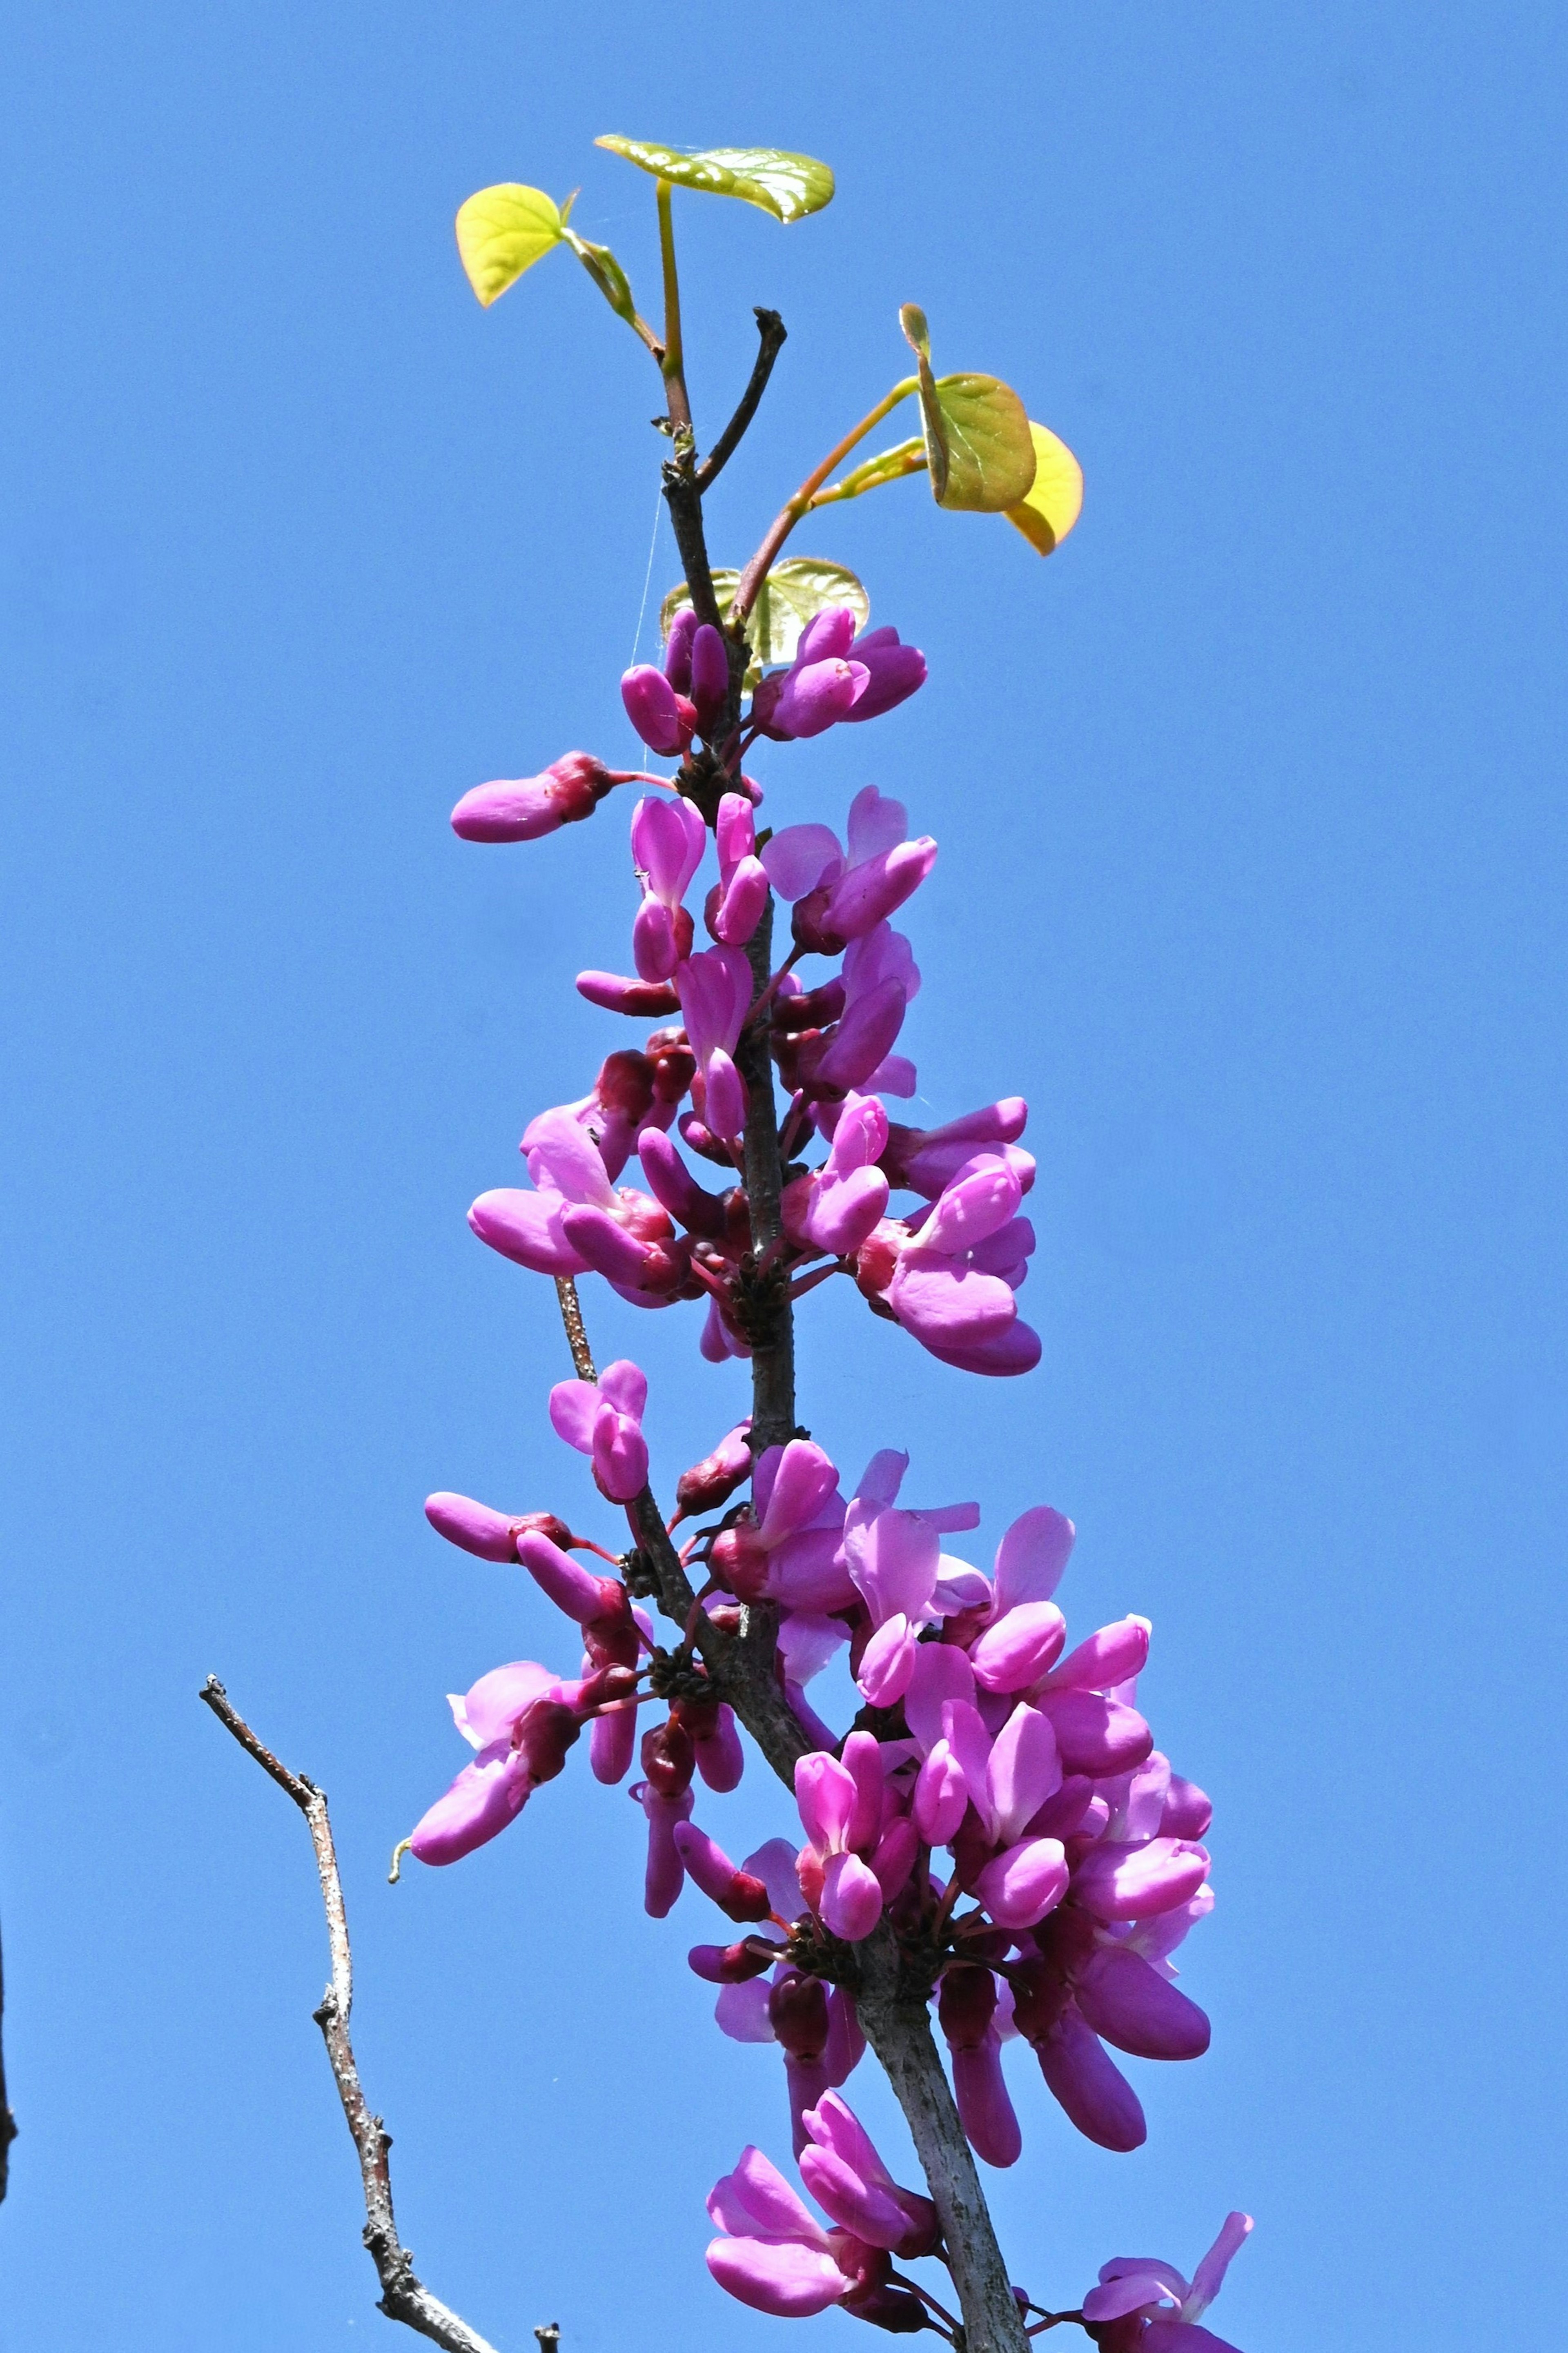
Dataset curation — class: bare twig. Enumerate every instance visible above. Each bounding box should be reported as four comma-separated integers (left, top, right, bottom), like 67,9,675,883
695,309,787,492
0,1914,16,2203
199,1677,509,2353
552,1278,597,1382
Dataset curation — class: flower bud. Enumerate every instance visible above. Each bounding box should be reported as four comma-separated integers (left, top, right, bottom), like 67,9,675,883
663,607,698,692
938,1961,998,2052
768,1970,830,2061
621,665,695,757
689,623,730,730
674,1420,754,1517
640,1716,696,1798
451,752,613,843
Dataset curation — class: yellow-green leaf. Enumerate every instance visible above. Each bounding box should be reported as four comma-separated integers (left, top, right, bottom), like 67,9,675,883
660,557,868,683
924,374,1036,512
455,184,565,307
595,137,834,223
897,306,1036,511
1004,421,1084,555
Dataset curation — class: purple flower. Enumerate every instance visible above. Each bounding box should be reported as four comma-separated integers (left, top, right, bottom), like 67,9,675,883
762,787,937,957
782,1092,891,1258
705,2106,933,2325
839,625,927,722
621,664,696,758
672,1417,753,1520
469,1106,690,1302
703,2146,867,2318
630,794,706,981
675,945,753,1146
1082,2213,1253,2353
422,1494,575,1563
794,1741,886,1942
406,1661,588,1866
854,1151,1041,1377
881,1097,1035,1201
706,791,769,948
548,1358,650,1502
797,2091,937,2259
706,1439,855,1612
450,751,616,843
688,622,731,732
748,610,926,742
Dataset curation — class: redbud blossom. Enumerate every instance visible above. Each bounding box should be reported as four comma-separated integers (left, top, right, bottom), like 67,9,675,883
621,664,696,757
450,752,615,843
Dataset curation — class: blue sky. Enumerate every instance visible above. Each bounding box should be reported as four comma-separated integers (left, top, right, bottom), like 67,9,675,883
2,5,1564,2347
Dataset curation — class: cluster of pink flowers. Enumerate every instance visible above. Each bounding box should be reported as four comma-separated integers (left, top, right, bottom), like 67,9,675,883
450,609,1042,1380
411,1386,1236,2330
422,596,1253,2343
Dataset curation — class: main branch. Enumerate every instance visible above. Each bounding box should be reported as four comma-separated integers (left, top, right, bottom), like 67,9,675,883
199,1678,510,2353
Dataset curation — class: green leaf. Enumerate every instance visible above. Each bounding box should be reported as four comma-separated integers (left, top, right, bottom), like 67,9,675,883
1004,420,1085,555
816,435,927,504
898,305,1036,511
564,229,637,325
454,183,565,307
924,373,1037,510
595,137,834,223
660,557,869,682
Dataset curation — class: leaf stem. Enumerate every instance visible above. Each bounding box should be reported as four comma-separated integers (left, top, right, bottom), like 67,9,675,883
731,376,918,622
657,181,692,435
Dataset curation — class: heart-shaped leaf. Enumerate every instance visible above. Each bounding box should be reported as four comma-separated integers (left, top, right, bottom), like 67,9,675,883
898,305,1036,512
924,374,1036,512
595,137,834,223
455,184,566,307
660,557,869,681
1004,421,1084,555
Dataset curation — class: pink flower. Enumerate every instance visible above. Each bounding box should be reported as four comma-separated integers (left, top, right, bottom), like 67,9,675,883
793,1734,894,1943
750,607,871,741
776,926,921,1105
675,946,753,1147
854,1151,1041,1376
450,751,616,843
630,794,707,981
837,625,927,723
1082,2212,1253,2352
881,1097,1035,1201
469,1106,691,1302
621,663,696,757
762,787,937,956
782,1092,891,1258
406,1661,590,1866
703,2147,866,2317
704,2110,933,2326
547,1358,650,1502
706,1439,850,1608
706,791,770,948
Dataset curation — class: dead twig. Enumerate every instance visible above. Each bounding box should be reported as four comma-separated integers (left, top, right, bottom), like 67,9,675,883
200,1675,516,2353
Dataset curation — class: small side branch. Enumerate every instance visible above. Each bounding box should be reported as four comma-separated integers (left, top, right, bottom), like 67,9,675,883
0,1914,16,2203
199,1677,510,2353
695,309,787,492
553,1278,597,1382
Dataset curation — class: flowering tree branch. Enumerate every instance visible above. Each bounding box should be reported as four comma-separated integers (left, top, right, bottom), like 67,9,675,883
198,1677,510,2353
209,135,1257,2353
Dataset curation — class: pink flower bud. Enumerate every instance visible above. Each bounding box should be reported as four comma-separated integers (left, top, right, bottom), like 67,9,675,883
451,752,613,842
621,665,694,757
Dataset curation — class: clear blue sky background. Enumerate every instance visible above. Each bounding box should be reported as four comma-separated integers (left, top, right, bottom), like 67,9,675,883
2,6,1564,2347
